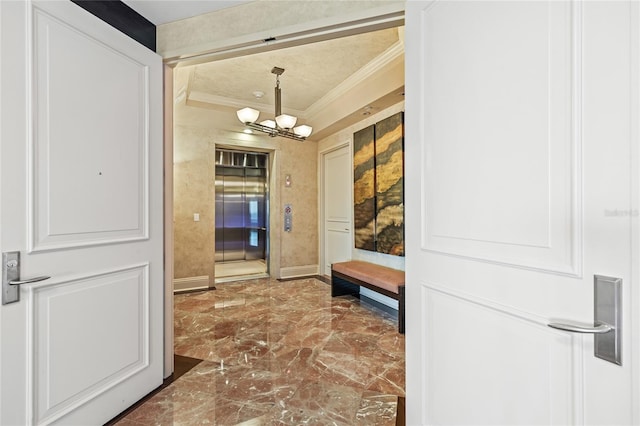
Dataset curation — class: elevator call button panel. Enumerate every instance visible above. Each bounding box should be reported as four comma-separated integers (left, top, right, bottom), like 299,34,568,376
284,204,292,232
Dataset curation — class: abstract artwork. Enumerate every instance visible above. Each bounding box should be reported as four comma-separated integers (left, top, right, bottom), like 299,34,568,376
353,125,376,251
353,112,404,256
374,112,404,256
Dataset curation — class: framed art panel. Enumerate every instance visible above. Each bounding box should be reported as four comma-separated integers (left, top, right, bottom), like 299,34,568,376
353,125,376,251
375,112,404,256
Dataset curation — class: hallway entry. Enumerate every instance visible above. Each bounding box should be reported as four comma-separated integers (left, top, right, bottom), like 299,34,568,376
214,149,269,281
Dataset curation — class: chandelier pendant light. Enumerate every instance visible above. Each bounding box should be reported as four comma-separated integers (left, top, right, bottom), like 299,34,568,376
236,67,313,142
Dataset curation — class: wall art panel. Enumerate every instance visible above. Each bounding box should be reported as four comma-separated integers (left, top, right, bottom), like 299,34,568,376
353,113,404,256
353,125,376,251
375,112,404,255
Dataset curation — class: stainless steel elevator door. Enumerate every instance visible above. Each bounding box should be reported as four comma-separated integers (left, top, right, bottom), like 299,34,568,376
244,167,267,261
214,151,268,263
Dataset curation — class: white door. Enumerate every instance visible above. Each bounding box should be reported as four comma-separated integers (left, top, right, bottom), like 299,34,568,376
322,144,352,276
405,1,639,424
0,1,163,424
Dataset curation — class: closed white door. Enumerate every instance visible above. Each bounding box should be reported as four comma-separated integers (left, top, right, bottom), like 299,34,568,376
323,144,352,276
0,1,163,424
405,1,639,424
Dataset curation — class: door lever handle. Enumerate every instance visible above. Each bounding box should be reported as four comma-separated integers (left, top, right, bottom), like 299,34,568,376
2,251,51,305
9,276,50,285
547,276,622,366
548,322,613,334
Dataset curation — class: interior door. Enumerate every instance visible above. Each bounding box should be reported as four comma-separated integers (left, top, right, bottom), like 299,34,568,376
0,1,163,424
323,144,352,276
405,1,639,424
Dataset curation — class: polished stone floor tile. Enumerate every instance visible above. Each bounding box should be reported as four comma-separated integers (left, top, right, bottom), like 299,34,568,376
117,277,405,425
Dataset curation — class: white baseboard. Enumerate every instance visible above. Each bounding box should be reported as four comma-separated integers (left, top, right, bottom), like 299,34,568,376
173,275,210,293
360,287,399,310
279,265,319,279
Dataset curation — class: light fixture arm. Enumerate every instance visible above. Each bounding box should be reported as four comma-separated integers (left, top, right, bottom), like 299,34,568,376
245,122,307,142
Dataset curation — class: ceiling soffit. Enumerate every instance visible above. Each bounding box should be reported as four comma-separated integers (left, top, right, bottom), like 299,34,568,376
175,27,405,138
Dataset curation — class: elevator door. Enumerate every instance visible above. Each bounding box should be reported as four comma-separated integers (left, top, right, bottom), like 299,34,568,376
215,151,268,264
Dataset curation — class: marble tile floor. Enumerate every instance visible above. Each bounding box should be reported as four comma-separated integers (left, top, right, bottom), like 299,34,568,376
116,277,405,425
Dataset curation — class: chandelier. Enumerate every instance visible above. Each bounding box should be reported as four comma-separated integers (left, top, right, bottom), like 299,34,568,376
236,67,313,142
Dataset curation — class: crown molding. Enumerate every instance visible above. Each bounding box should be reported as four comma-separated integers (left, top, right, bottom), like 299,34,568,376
186,39,404,122
305,41,404,121
186,91,307,118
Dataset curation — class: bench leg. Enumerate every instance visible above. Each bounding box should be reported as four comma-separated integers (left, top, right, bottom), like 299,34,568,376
398,286,405,334
331,273,361,298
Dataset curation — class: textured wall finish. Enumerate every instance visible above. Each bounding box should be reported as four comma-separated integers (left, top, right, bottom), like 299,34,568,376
173,125,216,283
279,140,319,268
173,106,318,281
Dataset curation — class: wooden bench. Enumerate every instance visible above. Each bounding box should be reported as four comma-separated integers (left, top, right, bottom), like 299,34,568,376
331,260,405,334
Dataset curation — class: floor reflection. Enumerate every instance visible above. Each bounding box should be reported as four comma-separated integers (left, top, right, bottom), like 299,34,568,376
116,277,405,425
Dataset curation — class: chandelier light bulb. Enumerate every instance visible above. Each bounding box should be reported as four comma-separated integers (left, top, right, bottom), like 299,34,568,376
260,120,276,129
236,107,260,124
275,114,297,130
293,125,313,138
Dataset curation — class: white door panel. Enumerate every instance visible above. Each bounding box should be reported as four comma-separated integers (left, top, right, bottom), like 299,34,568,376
406,1,638,424
0,1,163,424
33,6,149,249
325,147,351,222
421,1,579,275
33,265,150,423
326,230,351,273
323,145,352,275
424,286,574,425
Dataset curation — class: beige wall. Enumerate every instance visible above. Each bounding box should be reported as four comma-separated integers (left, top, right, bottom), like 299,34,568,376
318,101,406,272
278,140,319,269
173,125,216,282
173,106,318,281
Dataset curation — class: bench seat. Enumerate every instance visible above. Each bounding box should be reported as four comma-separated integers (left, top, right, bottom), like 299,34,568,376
331,260,405,333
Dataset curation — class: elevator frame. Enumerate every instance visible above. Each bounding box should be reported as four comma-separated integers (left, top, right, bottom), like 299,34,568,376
214,148,270,276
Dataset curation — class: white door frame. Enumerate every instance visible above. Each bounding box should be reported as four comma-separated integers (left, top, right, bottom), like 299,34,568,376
318,141,352,278
162,7,405,377
631,3,640,419
163,64,174,378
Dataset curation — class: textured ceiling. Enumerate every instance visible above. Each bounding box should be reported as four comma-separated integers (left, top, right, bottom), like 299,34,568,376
178,27,401,113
